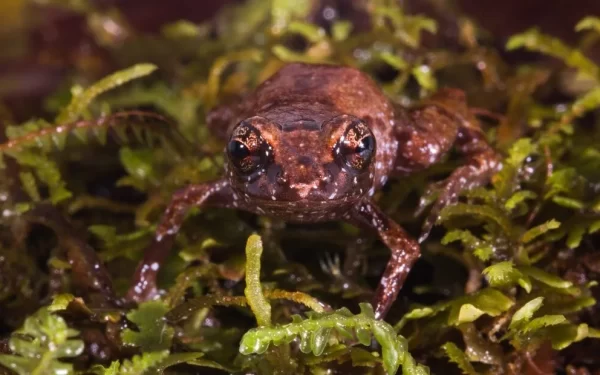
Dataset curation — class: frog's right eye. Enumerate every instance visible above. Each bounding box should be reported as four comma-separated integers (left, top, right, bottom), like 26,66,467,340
227,123,273,176
227,140,250,161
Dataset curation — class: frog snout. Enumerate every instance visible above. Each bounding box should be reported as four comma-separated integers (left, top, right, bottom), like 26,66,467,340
293,156,321,180
297,156,313,166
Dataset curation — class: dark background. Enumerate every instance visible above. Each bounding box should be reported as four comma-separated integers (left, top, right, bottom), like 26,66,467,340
1,0,599,121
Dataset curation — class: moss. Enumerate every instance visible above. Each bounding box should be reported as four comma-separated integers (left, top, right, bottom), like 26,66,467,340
1,0,600,374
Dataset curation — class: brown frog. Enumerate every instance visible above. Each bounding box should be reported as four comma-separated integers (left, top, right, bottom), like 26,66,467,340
127,63,500,319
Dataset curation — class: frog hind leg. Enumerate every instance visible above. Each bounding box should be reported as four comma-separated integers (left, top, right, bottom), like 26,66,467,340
392,88,501,242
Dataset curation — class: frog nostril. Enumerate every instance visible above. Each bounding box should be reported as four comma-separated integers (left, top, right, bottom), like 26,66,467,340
276,171,288,185
267,164,288,185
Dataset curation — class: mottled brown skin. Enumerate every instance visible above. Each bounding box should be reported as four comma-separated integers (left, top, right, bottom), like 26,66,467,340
127,63,501,319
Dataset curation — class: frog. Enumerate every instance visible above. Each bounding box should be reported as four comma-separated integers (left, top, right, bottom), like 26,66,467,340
126,62,501,319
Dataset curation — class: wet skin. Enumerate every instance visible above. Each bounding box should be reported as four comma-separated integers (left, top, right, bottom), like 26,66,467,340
127,63,501,319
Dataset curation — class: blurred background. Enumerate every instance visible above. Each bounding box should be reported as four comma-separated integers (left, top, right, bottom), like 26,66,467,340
1,0,600,122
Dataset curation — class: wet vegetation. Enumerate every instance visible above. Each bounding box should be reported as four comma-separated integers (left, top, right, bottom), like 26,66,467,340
0,0,600,374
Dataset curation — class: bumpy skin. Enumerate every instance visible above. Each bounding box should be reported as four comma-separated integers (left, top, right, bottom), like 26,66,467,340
127,63,501,319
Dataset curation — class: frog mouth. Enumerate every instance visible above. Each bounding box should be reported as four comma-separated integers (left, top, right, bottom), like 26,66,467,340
288,182,318,199
249,189,355,206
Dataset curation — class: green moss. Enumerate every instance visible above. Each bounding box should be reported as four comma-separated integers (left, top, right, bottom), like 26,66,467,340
0,0,599,374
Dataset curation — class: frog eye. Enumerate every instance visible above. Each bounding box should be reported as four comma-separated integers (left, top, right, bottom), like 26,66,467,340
227,123,273,175
227,140,258,173
335,121,375,171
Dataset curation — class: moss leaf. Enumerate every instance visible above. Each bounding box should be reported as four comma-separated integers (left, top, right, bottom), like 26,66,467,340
483,261,532,292
506,28,599,80
547,323,600,350
519,266,573,289
99,351,170,375
56,63,158,124
239,303,428,375
442,342,478,375
439,204,514,237
449,289,514,325
505,190,537,211
48,294,76,312
122,301,174,351
576,16,600,34
0,308,84,375
521,219,561,243
521,315,567,333
442,230,494,261
509,297,544,330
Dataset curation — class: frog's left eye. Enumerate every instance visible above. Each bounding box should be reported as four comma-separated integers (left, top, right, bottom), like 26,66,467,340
335,121,376,171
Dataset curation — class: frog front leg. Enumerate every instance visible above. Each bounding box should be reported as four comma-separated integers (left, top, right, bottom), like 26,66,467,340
348,200,420,319
393,88,501,241
126,179,233,303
